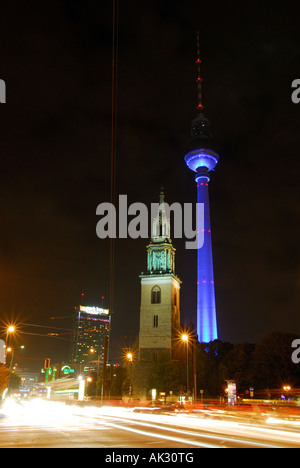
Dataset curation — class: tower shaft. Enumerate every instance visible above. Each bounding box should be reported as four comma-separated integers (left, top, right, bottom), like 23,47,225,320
196,170,218,342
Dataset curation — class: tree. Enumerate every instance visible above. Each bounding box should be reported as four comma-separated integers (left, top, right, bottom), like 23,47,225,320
197,340,233,396
0,364,9,397
110,366,126,398
219,342,255,393
148,352,186,395
251,331,300,389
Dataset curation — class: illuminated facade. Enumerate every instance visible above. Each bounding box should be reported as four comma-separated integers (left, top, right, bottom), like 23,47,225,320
184,34,219,342
138,190,181,361
71,305,111,364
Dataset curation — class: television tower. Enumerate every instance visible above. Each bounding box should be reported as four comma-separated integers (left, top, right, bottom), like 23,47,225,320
184,33,219,342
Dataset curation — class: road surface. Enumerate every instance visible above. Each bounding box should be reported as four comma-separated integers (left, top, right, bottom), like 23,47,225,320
0,399,299,448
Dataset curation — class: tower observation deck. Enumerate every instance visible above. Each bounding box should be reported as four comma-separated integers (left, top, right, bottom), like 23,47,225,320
184,33,219,342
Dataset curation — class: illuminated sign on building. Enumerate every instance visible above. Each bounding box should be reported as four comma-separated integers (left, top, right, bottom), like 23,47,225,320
79,305,109,315
61,365,75,375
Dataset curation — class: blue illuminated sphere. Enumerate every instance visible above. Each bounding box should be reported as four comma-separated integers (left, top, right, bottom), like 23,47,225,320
184,148,219,173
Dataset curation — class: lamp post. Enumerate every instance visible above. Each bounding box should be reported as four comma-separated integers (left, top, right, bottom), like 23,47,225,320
126,352,133,402
90,348,101,399
5,325,15,352
101,335,108,403
181,333,189,396
283,385,291,401
6,344,25,394
6,347,15,375
4,325,15,367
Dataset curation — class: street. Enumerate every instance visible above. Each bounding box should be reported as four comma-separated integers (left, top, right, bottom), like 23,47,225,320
0,399,300,448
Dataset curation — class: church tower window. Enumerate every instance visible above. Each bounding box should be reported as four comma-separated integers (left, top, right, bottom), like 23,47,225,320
151,286,161,304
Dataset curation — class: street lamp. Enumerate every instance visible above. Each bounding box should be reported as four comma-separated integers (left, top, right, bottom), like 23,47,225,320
6,344,25,394
6,346,14,373
5,324,16,359
5,325,15,350
181,333,189,396
125,352,134,401
283,385,291,401
89,348,101,399
6,325,16,343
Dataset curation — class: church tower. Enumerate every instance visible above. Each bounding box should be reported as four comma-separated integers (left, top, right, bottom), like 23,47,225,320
138,190,181,361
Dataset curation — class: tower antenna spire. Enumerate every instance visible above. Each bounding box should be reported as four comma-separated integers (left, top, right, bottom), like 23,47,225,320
196,31,204,112
185,34,219,343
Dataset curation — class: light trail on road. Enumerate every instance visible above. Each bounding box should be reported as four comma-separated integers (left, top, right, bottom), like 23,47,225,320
0,400,300,448
75,405,300,448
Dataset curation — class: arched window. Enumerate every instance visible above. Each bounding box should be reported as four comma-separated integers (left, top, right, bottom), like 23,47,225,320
151,285,161,304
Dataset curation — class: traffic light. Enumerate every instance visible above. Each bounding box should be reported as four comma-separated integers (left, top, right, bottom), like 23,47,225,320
44,358,50,369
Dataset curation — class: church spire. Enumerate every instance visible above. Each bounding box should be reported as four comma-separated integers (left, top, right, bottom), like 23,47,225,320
144,190,176,275
151,187,170,242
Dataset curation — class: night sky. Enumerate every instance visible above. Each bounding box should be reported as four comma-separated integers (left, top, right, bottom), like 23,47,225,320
0,1,299,371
